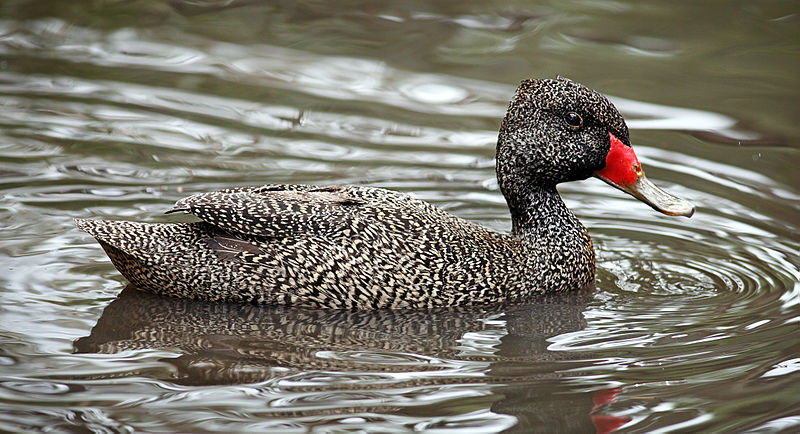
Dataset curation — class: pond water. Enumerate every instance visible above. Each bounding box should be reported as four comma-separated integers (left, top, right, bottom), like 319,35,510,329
1,0,798,432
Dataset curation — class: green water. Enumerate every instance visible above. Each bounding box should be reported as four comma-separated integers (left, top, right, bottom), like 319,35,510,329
1,0,798,432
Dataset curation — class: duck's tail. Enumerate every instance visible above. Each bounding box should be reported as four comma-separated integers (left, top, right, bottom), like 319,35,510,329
75,218,270,303
76,218,208,296
76,219,166,290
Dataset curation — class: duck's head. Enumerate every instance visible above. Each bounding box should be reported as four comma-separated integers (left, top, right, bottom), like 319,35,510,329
496,77,694,217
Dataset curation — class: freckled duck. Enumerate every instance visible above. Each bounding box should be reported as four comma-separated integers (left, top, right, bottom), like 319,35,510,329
76,77,694,309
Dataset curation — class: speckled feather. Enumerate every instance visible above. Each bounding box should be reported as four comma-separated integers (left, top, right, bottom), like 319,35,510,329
77,77,627,309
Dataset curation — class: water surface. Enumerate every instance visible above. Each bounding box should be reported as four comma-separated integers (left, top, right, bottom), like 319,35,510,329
1,0,798,432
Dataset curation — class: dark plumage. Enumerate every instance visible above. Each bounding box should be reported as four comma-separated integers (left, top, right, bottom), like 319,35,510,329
77,77,693,309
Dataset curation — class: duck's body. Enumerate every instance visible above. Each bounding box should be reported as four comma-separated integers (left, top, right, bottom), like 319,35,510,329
76,183,593,308
78,78,693,309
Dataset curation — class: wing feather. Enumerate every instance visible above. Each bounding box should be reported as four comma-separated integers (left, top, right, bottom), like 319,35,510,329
164,184,424,239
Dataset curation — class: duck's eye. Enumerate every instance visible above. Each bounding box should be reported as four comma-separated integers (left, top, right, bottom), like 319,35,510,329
564,112,583,128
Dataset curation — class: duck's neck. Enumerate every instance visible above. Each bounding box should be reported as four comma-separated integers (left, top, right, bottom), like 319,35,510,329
502,183,585,240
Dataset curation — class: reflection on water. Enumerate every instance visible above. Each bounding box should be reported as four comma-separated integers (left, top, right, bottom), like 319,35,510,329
0,0,799,432
68,286,626,432
75,287,592,385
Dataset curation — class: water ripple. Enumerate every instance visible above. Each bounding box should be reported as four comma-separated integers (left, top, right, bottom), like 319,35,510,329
0,7,797,434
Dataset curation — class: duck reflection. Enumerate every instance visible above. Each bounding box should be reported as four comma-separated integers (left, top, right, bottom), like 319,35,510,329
76,286,627,432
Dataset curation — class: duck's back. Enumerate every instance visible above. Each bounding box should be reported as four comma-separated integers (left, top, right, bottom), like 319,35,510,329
77,184,528,308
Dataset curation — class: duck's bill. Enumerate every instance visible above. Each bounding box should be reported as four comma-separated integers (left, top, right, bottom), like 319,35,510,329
595,172,695,217
596,133,694,217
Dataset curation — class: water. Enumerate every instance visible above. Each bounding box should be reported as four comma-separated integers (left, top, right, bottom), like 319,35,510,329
1,0,798,432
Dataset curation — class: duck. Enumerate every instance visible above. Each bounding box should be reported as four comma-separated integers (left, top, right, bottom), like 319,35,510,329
76,77,694,309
